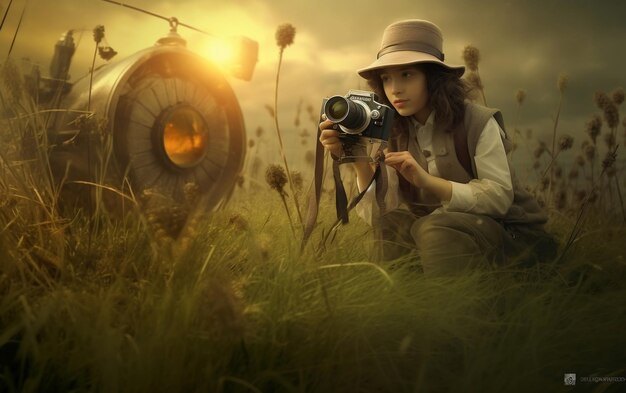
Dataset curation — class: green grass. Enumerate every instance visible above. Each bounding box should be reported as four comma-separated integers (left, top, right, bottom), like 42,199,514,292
2,57,626,393
1,189,626,393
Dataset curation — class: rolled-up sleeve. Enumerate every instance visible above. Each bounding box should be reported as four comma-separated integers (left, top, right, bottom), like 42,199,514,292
354,164,400,226
441,117,513,217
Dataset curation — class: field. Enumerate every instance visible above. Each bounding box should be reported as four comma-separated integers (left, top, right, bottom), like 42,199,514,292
2,48,626,393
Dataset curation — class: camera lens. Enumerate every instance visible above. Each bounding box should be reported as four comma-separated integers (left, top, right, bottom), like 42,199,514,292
323,96,369,133
328,99,348,119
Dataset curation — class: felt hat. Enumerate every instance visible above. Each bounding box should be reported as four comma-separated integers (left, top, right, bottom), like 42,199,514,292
357,19,465,80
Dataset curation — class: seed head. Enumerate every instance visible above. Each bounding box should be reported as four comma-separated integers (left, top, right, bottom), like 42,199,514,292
594,91,611,110
256,126,264,138
533,145,545,159
525,128,533,140
93,25,105,44
275,23,296,49
603,102,619,129
554,165,562,179
575,190,586,202
462,46,480,71
585,114,602,143
557,134,574,151
533,160,541,170
612,87,625,105
568,167,579,179
248,139,255,149
265,164,287,194
515,89,526,105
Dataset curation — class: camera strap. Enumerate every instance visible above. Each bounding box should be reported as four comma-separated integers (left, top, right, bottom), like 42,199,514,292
302,127,387,251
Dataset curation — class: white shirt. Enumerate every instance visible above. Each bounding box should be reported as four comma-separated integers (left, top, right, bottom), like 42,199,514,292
354,110,514,225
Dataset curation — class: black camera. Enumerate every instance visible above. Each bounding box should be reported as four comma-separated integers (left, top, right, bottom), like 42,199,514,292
321,90,394,162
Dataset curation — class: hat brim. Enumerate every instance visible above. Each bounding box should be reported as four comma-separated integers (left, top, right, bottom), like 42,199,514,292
357,50,465,80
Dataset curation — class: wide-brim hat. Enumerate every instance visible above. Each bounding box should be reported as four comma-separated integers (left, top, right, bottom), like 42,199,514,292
357,19,465,80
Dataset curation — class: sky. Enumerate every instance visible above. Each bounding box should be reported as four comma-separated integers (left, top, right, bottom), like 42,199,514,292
1,0,626,171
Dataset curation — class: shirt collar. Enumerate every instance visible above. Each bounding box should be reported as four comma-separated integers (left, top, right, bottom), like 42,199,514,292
409,110,436,130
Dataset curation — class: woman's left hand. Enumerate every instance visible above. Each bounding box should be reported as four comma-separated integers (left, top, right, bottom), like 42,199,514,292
384,151,429,188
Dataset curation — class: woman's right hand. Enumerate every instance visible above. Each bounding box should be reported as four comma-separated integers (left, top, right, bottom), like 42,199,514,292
318,119,344,158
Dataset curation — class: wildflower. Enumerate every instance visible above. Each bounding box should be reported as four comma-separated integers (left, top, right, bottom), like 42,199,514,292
603,102,619,129
516,89,526,105
584,144,596,162
93,25,105,44
612,87,625,105
265,164,287,194
462,45,480,71
557,134,574,151
594,91,611,110
557,74,568,94
585,114,602,144
275,23,296,49
604,132,616,149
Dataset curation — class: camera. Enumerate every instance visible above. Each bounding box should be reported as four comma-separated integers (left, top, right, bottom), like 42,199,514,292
321,90,394,161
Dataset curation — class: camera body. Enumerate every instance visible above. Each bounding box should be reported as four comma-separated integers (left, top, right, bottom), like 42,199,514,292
321,89,394,141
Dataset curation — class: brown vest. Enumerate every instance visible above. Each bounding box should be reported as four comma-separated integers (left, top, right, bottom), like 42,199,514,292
389,101,548,226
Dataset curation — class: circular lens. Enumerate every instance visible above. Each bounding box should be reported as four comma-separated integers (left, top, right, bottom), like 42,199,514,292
162,107,208,168
329,99,348,120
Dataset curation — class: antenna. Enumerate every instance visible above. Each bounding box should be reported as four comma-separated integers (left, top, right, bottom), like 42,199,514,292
100,0,215,37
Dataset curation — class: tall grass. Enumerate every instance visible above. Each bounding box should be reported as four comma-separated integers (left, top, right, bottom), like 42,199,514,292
1,53,626,393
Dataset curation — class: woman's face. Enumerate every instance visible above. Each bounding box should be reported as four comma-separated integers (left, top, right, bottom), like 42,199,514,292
379,66,429,118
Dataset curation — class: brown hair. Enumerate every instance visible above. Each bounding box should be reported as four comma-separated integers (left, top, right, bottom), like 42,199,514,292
366,63,471,139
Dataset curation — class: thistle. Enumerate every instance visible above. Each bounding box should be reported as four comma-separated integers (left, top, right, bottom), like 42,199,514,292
272,23,303,231
265,164,296,237
462,45,486,105
594,91,611,110
462,45,480,72
586,114,602,144
557,134,574,151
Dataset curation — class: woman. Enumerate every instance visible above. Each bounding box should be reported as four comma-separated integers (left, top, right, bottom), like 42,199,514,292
319,19,558,276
